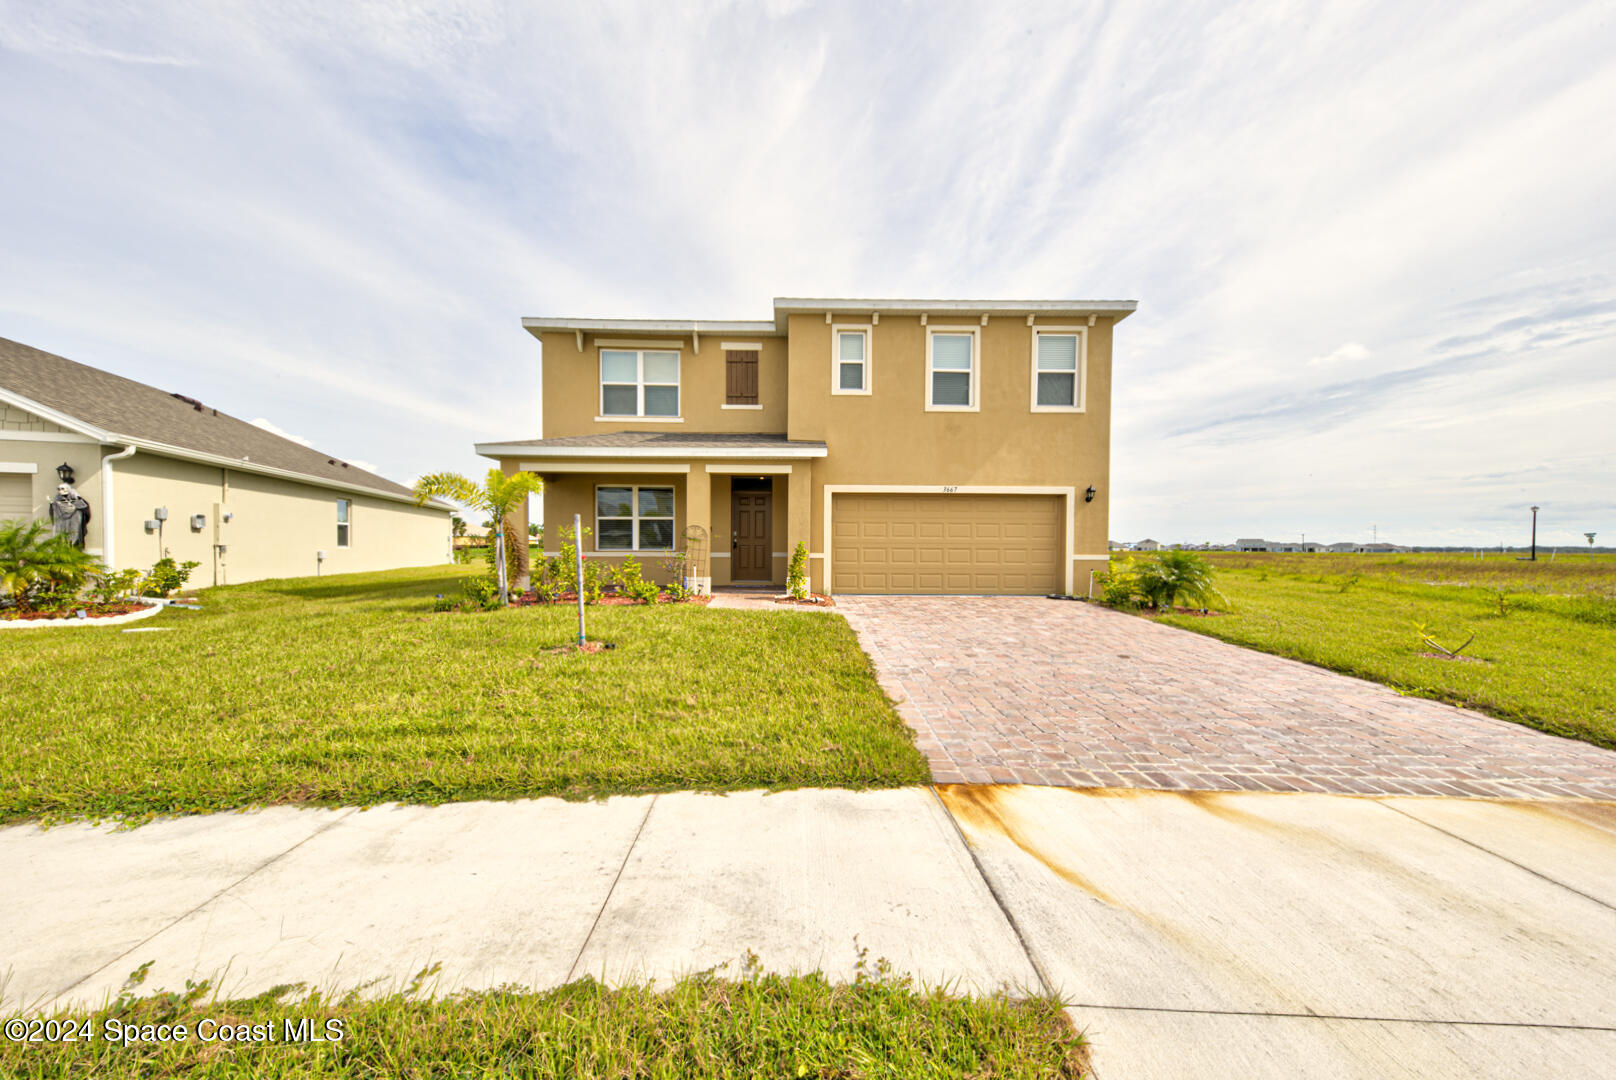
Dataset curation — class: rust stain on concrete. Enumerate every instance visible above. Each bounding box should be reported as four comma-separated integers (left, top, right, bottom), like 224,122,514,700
938,785,1121,907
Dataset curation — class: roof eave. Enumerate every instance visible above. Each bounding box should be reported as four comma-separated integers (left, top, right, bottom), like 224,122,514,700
475,442,828,460
771,298,1139,327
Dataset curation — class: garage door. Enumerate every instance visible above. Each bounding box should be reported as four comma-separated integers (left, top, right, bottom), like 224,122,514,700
831,493,1062,594
0,473,33,521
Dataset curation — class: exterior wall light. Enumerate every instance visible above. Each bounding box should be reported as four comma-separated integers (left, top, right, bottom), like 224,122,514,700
56,462,75,484
1084,486,1096,503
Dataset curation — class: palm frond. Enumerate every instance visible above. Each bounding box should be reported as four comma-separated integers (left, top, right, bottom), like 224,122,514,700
412,472,486,512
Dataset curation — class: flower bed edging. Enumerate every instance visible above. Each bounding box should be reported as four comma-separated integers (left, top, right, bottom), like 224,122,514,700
0,598,167,630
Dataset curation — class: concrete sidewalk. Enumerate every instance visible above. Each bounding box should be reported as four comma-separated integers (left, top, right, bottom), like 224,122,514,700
5,787,1615,1078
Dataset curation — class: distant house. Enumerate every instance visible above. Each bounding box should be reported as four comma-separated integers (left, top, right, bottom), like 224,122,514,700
1,337,454,584
1108,540,1128,551
1134,538,1162,551
1324,541,1410,554
1235,538,1271,551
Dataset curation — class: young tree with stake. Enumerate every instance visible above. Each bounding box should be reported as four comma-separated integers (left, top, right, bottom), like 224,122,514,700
413,468,543,606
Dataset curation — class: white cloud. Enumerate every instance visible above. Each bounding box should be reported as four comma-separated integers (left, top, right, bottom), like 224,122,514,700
1,0,1612,546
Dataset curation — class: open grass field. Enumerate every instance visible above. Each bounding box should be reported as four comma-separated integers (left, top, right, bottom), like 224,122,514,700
1145,551,1616,750
0,565,927,825
0,972,1087,1079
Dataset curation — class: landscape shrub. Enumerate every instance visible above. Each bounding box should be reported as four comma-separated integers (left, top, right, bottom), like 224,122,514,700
787,541,809,600
1098,557,1142,608
0,519,102,610
139,557,200,598
611,555,660,604
659,554,693,601
1134,550,1223,611
90,568,143,605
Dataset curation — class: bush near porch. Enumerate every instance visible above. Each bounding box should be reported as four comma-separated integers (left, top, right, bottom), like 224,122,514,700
0,564,928,826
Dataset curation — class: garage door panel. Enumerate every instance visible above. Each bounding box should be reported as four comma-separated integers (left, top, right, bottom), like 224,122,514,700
832,493,1062,595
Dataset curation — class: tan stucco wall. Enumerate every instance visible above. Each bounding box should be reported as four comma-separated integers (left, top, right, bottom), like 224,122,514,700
537,330,787,438
0,428,108,555
109,451,452,584
784,313,1114,593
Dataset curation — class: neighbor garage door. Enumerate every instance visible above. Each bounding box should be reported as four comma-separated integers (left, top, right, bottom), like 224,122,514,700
831,493,1062,594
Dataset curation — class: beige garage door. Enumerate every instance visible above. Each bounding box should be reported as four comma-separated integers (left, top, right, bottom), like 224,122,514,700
831,493,1062,594
0,473,33,521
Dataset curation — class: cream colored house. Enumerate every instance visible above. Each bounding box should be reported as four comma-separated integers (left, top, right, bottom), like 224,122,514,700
1,337,453,584
478,297,1135,596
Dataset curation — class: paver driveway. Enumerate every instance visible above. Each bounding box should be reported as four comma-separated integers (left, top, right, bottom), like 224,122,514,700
838,596,1616,799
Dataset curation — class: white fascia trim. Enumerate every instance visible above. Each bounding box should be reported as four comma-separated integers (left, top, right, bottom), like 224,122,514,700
594,338,686,349
704,464,793,474
821,484,1077,596
524,317,781,336
519,461,690,474
0,388,111,441
118,437,446,510
478,443,827,459
774,297,1138,330
0,461,39,473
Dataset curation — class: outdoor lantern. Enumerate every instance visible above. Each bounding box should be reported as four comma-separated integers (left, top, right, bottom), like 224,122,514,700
55,462,74,485
1085,485,1096,503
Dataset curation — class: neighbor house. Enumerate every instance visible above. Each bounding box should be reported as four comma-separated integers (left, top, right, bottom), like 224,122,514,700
476,297,1135,595
1,337,453,584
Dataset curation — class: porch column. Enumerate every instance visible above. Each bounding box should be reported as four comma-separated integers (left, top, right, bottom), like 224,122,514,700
787,463,812,593
684,470,712,594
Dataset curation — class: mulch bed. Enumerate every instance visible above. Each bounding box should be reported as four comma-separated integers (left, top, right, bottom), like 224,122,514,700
509,591,711,607
1,602,147,622
774,593,835,607
539,641,617,655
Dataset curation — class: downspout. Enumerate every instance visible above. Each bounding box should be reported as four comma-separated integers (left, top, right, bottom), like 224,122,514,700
100,443,137,569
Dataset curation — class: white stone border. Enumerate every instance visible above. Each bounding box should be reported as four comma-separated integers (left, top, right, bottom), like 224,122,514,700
0,598,166,631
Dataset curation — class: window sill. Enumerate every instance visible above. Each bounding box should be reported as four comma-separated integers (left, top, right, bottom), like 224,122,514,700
592,549,677,556
830,388,872,396
924,404,981,413
1031,405,1086,413
595,416,685,423
721,403,763,410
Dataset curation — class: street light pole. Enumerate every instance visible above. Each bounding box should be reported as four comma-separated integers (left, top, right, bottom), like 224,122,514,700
1530,505,1540,562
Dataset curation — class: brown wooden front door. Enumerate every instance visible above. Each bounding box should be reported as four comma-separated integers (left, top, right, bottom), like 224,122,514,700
732,491,772,582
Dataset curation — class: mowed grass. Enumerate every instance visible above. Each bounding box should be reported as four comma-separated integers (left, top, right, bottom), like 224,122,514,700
0,565,927,825
0,973,1088,1079
1145,551,1616,750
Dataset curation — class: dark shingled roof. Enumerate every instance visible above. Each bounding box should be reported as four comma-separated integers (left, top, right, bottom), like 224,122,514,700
0,336,418,499
481,432,825,450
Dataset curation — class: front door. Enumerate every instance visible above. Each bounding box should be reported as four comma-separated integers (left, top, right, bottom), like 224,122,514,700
732,490,772,582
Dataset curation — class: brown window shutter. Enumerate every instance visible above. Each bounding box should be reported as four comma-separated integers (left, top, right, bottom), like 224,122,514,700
726,351,759,405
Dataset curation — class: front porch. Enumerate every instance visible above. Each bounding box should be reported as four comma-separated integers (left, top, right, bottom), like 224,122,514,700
477,433,826,595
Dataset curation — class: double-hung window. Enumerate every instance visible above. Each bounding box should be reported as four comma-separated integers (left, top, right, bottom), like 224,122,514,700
600,349,680,418
1031,329,1085,411
831,326,871,394
926,329,978,410
595,485,675,551
336,499,351,547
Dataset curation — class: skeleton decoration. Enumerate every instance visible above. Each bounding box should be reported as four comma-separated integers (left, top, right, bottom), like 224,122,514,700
49,483,91,548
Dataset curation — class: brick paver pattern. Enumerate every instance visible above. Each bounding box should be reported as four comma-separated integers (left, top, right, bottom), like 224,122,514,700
838,596,1616,800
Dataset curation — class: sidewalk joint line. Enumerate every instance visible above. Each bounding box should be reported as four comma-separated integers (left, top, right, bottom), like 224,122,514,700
49,807,359,1007
567,794,657,983
1375,800,1616,913
1061,1000,1616,1032
926,784,1055,999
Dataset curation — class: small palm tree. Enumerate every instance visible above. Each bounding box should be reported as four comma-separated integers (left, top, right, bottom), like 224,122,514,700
0,518,102,609
1135,550,1225,611
413,468,543,606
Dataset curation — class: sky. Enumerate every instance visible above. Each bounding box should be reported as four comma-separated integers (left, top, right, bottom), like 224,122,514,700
1,0,1612,548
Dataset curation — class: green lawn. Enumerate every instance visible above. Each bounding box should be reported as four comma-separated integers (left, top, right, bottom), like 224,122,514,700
1141,552,1616,750
0,972,1088,1079
0,565,927,825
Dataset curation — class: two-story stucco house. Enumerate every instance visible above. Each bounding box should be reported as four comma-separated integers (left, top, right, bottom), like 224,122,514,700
476,297,1135,596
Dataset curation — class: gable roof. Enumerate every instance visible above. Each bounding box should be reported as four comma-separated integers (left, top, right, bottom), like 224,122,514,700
0,336,434,505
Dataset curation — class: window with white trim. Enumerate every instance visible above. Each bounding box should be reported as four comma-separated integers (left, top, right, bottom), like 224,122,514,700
1032,330,1084,410
927,330,977,409
600,349,680,417
336,499,351,547
832,326,871,394
595,485,675,550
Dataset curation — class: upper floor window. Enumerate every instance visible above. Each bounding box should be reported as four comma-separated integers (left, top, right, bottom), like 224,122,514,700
724,346,760,406
600,349,680,418
1031,329,1085,411
926,329,978,411
831,326,871,395
336,499,351,547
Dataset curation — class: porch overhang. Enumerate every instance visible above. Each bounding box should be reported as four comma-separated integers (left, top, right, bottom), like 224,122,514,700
475,434,828,461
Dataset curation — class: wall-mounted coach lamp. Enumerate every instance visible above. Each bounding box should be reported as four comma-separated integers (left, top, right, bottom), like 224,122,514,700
1084,486,1096,503
56,462,75,485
